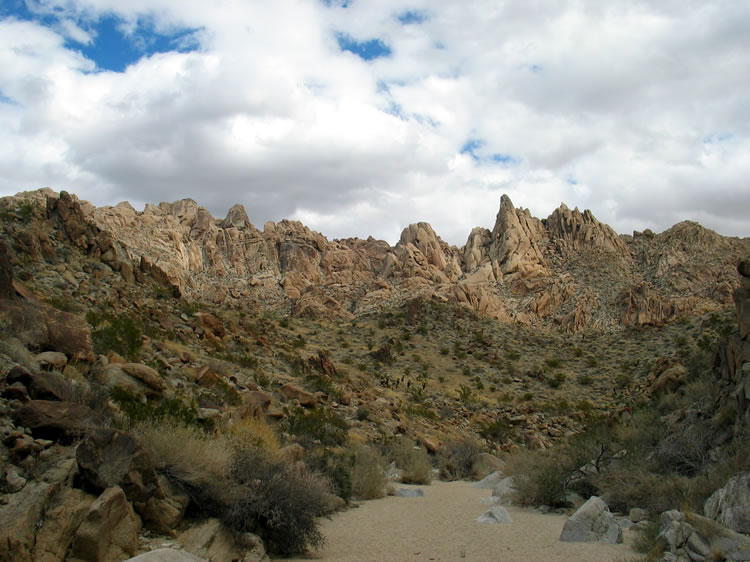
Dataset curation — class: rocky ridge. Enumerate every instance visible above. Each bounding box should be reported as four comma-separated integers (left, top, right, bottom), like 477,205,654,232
3,188,745,332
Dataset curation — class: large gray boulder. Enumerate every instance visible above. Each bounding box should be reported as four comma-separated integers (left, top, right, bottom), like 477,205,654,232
705,472,750,534
658,509,750,561
560,496,623,544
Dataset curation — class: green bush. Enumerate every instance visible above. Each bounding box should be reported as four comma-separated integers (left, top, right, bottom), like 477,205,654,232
478,417,512,443
110,387,209,431
285,405,348,447
86,310,146,359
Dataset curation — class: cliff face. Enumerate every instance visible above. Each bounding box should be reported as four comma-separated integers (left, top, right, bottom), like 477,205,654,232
3,189,748,331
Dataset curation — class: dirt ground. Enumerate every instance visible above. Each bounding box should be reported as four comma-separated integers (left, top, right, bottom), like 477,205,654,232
286,480,637,562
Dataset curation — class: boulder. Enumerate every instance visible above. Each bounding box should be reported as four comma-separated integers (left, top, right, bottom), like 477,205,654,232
491,476,516,502
27,371,74,401
12,400,96,441
125,549,208,561
101,363,165,397
559,496,623,544
476,506,512,524
0,300,95,361
278,383,317,407
69,486,139,562
35,351,67,371
658,509,750,562
0,451,79,562
396,488,424,497
33,487,95,562
473,470,505,490
177,518,267,562
704,472,750,534
135,475,190,534
76,428,159,503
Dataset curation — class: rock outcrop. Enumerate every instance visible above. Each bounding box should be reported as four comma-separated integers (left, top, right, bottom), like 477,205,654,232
559,496,623,544
3,189,747,332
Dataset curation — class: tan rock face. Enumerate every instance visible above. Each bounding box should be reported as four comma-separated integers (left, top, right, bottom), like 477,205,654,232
7,189,747,331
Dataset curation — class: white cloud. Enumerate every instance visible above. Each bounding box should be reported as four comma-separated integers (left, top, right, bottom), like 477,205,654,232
0,0,748,245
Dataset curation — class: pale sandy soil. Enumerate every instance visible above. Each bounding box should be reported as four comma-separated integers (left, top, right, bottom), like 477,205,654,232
285,481,638,562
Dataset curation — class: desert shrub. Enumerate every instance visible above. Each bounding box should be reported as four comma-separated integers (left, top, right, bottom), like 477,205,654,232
355,407,370,421
285,405,348,447
506,449,568,507
225,445,333,555
438,438,481,481
305,448,353,504
110,387,208,430
478,417,512,443
388,438,432,484
0,337,39,371
544,358,562,369
86,310,145,359
133,420,231,512
593,468,691,514
224,415,280,452
547,372,567,388
350,445,388,499
652,421,715,477
577,374,594,386
632,520,664,559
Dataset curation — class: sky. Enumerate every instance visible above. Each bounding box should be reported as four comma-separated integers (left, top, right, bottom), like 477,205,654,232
0,0,748,246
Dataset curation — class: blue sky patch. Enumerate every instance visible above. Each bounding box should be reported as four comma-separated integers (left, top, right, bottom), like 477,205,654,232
461,139,519,165
1,3,200,73
320,0,351,7
397,10,428,24
336,33,391,60
71,17,200,72
460,139,484,161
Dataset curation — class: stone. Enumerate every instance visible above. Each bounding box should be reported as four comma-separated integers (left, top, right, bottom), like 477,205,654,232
559,496,623,544
76,428,159,503
704,471,750,534
396,488,424,497
12,400,95,441
136,475,190,535
28,371,74,401
473,470,505,489
629,507,648,523
177,518,267,562
69,486,139,562
125,549,208,561
3,464,27,492
472,453,505,479
491,476,516,502
0,451,78,562
101,363,165,397
278,383,317,407
476,506,513,524
35,351,67,371
0,299,95,361
33,487,95,562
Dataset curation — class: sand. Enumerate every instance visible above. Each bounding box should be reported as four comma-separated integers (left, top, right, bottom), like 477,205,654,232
285,481,637,561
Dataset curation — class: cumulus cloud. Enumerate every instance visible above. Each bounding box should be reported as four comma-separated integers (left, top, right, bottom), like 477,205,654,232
0,0,748,245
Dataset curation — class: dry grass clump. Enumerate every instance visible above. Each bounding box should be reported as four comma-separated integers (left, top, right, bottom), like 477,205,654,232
132,420,231,489
505,449,569,507
132,419,334,555
437,438,481,481
0,337,39,371
223,415,280,452
350,444,387,499
388,437,432,484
